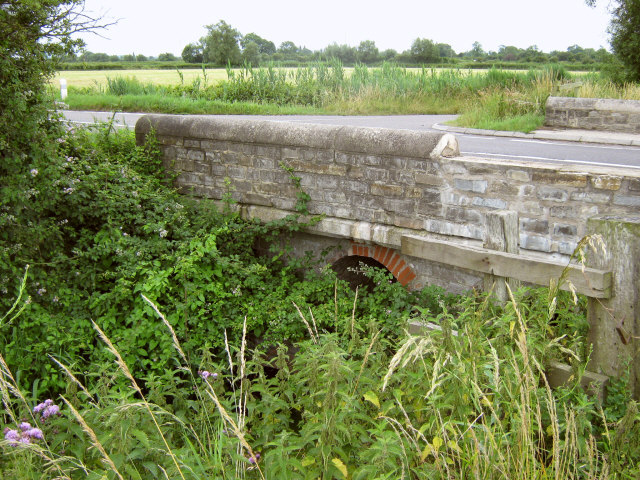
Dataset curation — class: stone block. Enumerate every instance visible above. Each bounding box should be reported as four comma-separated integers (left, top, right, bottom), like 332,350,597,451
507,169,531,182
520,218,549,235
471,197,508,209
371,184,404,197
532,172,587,187
553,223,578,237
613,195,640,207
441,190,470,206
520,234,551,252
342,179,368,194
184,139,201,148
591,175,622,191
443,206,483,225
382,198,416,214
362,168,390,182
537,186,569,202
454,178,488,193
569,191,611,204
425,219,483,240
415,173,443,186
489,180,520,196
558,241,578,255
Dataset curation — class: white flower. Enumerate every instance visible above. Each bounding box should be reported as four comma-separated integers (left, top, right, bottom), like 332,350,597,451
159,229,168,238
30,169,38,177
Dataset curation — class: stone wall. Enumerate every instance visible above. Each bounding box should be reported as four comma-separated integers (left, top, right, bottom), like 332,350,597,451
545,96,640,133
136,114,640,292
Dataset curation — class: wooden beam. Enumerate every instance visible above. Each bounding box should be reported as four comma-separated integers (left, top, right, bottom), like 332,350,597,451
401,235,612,298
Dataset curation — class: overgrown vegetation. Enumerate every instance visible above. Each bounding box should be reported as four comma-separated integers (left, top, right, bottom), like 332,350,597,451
2,3,640,478
60,61,640,132
1,124,639,479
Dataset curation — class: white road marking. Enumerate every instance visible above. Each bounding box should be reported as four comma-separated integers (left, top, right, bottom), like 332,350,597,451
462,151,640,170
510,138,639,151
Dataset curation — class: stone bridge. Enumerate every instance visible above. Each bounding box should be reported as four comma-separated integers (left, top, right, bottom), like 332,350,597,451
136,114,640,396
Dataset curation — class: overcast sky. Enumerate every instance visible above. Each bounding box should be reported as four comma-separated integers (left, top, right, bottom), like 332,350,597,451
76,0,613,57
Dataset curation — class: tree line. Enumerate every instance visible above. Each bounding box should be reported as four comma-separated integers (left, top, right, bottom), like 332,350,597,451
65,19,611,68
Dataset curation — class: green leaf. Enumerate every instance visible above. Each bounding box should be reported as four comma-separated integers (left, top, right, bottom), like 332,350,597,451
131,428,150,448
332,458,348,479
363,391,380,409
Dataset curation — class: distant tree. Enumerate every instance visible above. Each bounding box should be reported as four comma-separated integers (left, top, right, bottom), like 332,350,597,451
278,41,299,55
242,33,276,55
322,43,357,64
467,41,485,59
436,43,456,58
241,41,261,65
158,52,177,61
201,20,241,66
498,45,522,61
123,54,135,62
136,54,147,62
356,40,379,64
381,49,398,61
182,42,204,63
410,38,438,63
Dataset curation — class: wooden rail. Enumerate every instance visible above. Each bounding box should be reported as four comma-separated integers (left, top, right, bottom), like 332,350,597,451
401,235,612,299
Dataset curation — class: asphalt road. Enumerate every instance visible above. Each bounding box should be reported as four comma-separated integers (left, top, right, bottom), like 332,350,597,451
62,111,640,170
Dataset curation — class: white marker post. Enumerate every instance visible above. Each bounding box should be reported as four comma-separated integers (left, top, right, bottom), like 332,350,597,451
60,78,67,100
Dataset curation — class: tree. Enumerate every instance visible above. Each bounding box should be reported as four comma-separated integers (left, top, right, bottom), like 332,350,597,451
182,42,204,63
158,52,177,61
357,40,379,64
322,43,357,64
241,40,261,65
468,41,485,59
410,38,438,64
201,20,241,66
608,0,640,81
436,43,456,59
0,0,108,169
278,41,299,55
242,33,276,56
587,0,640,81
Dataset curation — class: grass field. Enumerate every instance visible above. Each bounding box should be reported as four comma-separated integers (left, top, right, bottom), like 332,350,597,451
52,67,508,89
53,68,229,89
51,65,639,133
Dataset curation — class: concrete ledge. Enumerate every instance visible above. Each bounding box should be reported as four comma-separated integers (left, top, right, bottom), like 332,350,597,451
546,96,640,134
136,114,459,159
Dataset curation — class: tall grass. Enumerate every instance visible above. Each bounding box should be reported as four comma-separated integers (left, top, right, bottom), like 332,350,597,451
61,62,640,132
2,273,639,478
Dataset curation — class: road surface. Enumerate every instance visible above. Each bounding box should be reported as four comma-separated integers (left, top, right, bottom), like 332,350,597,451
62,111,640,171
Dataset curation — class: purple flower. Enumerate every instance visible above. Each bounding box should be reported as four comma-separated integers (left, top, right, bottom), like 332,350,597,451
19,422,31,431
4,428,19,442
42,405,60,419
199,370,211,379
27,428,43,440
34,399,54,414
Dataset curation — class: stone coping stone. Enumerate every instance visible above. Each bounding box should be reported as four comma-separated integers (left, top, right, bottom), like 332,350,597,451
135,114,459,159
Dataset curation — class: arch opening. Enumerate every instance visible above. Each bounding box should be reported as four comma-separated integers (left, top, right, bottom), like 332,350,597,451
331,255,397,291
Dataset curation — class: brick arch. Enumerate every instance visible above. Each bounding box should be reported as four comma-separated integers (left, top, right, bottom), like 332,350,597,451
348,243,416,287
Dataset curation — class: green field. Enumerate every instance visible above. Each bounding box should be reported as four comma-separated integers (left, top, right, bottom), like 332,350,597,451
53,68,230,88
52,67,505,89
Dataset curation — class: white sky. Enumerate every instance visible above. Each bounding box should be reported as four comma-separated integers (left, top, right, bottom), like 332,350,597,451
76,0,613,57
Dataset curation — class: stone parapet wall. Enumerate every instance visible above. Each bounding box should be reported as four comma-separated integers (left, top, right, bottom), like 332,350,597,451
545,96,640,133
136,114,640,261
